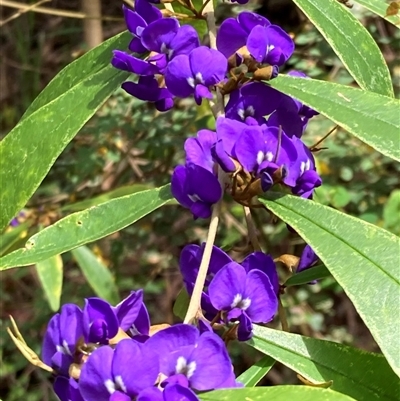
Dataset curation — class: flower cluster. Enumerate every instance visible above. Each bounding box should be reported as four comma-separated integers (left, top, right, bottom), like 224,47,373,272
180,244,279,341
111,3,322,219
43,290,239,401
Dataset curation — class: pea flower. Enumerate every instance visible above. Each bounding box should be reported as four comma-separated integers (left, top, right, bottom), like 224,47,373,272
208,262,278,341
217,11,294,67
165,46,228,104
79,339,159,401
53,377,84,401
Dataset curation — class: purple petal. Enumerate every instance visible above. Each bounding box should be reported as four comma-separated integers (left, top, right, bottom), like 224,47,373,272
171,165,193,209
194,84,212,105
164,384,199,401
237,11,270,32
244,270,278,322
123,6,146,36
137,387,164,401
146,324,199,357
241,252,279,294
135,0,162,23
112,339,159,395
114,290,143,331
265,25,294,65
186,164,222,204
189,332,232,391
208,262,247,311
233,126,265,172
129,37,147,53
216,117,248,157
83,298,119,344
246,25,269,63
216,18,247,59
237,313,253,341
54,377,84,401
184,129,217,172
297,245,318,272
59,304,83,354
141,18,179,53
110,392,132,401
189,47,227,86
111,51,159,75
165,54,193,98
79,346,114,401
42,313,60,366
169,25,200,57
212,139,236,172
190,201,213,219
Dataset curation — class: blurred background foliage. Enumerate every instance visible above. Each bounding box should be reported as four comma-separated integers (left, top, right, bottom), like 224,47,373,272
0,0,399,400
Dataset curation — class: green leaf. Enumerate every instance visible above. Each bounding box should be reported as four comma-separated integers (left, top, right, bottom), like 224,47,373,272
173,288,190,321
0,185,172,270
354,0,400,27
21,31,131,119
259,193,400,377
268,76,400,162
35,254,63,312
249,326,400,401
199,386,357,401
383,190,400,235
71,246,119,304
292,0,393,96
284,264,331,286
236,355,275,387
0,32,131,232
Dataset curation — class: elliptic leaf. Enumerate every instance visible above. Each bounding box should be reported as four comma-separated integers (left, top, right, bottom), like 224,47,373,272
292,0,393,96
259,193,400,377
35,254,63,312
0,32,131,231
249,326,400,401
0,185,172,270
199,386,357,401
354,0,400,27
268,76,400,162
236,355,275,387
284,264,331,286
71,246,119,305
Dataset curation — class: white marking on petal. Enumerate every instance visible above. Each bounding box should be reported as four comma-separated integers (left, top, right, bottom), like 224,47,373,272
266,151,274,162
136,26,144,37
241,297,251,311
268,44,275,52
62,340,72,356
115,375,127,393
305,159,311,171
231,293,242,308
238,108,245,120
175,356,197,379
187,77,195,88
256,151,265,166
195,72,204,84
246,105,255,116
160,43,168,54
104,379,116,394
300,161,306,175
188,193,200,203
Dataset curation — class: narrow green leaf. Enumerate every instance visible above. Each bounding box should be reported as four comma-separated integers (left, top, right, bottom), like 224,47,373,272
284,264,331,286
354,0,400,27
249,326,400,401
236,355,275,387
21,31,131,119
0,34,131,232
0,185,172,270
35,254,63,312
173,288,190,321
259,193,400,377
268,76,400,162
71,246,119,304
292,0,393,96
199,386,357,401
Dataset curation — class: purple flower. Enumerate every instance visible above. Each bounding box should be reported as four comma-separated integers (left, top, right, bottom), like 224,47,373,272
122,76,174,111
288,136,322,198
42,304,83,376
165,46,227,104
141,19,200,72
171,164,222,219
184,129,217,173
79,339,159,401
111,50,160,75
225,82,284,125
297,244,319,273
54,377,84,401
217,11,294,66
122,1,162,54
146,324,236,391
208,262,278,341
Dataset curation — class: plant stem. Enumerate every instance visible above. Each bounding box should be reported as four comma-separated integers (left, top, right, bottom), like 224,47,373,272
244,206,262,252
